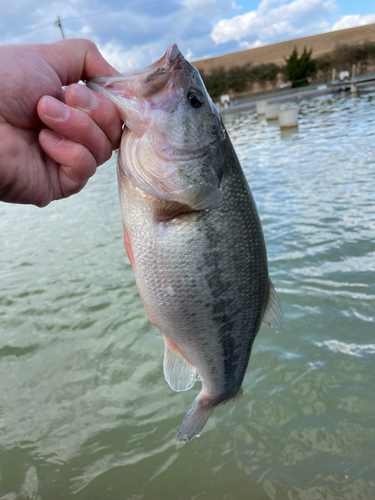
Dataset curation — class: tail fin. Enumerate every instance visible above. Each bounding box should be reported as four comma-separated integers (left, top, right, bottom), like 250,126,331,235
178,395,214,443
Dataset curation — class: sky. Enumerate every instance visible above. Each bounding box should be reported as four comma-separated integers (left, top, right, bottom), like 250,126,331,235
0,0,374,72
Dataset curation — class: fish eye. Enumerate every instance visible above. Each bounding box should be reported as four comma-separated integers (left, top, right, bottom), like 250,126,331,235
187,89,204,109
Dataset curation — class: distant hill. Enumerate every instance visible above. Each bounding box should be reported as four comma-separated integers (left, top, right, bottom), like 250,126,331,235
192,23,375,73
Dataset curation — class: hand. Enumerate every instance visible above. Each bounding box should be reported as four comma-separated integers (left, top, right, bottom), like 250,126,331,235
0,39,122,206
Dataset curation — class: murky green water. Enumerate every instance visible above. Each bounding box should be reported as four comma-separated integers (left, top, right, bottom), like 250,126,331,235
1,90,375,499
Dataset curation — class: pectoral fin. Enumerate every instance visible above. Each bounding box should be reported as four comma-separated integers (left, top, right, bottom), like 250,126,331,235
163,336,197,392
155,183,223,220
166,183,223,210
262,280,284,333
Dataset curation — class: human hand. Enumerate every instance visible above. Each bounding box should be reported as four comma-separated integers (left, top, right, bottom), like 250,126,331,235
0,39,122,206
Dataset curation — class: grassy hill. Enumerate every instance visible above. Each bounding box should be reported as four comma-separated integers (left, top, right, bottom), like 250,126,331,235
192,23,375,73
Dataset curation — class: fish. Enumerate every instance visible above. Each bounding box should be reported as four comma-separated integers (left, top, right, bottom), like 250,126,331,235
87,44,284,442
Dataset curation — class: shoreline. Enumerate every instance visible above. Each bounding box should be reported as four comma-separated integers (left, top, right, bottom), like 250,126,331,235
219,74,375,114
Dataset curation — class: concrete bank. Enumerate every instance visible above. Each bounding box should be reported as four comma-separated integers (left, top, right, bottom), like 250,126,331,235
220,77,375,115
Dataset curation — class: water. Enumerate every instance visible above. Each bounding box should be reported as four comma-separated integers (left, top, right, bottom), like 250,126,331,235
1,90,375,499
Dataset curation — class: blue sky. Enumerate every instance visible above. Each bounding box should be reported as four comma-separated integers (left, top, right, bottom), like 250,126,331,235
0,0,374,72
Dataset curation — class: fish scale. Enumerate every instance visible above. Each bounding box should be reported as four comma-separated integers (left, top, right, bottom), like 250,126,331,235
87,43,283,442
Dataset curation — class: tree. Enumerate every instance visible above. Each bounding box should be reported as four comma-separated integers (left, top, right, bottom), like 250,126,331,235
284,46,317,88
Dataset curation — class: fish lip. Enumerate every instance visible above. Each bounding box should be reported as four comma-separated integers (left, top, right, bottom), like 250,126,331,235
166,43,180,64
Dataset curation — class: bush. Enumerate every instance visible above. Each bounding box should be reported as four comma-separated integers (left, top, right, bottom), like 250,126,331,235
227,65,253,93
284,46,317,88
333,41,375,74
250,63,280,88
199,62,282,97
315,53,334,79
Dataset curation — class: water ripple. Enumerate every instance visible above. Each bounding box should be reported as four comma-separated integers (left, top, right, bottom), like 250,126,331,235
1,90,375,499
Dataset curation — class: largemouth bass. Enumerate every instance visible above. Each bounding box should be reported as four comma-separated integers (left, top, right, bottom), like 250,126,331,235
87,44,283,442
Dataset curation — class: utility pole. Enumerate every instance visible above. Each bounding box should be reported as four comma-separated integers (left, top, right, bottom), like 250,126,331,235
55,16,65,39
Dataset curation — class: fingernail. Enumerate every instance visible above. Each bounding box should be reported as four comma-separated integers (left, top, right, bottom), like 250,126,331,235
43,130,64,145
72,85,94,110
44,98,68,120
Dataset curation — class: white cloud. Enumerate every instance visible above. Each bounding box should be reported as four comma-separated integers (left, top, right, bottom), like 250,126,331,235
0,0,351,71
332,14,375,31
239,39,263,49
80,25,91,35
211,0,337,44
97,40,184,74
97,41,155,73
0,0,242,65
185,48,194,60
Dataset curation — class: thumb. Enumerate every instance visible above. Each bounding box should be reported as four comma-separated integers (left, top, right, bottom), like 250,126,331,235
36,38,122,86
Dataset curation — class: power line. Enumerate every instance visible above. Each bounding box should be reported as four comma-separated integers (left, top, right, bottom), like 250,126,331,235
57,11,115,23
31,0,167,32
30,11,109,32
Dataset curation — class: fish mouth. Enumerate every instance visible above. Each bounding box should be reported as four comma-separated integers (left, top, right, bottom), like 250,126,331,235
87,43,183,100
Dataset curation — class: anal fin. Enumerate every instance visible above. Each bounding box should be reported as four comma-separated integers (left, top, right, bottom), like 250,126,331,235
163,336,197,392
262,280,284,333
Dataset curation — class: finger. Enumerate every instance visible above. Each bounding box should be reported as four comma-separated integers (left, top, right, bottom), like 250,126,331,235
39,129,97,198
65,84,122,150
37,96,113,167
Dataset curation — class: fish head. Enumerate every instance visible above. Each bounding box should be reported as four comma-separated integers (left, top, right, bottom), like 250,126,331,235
87,44,227,199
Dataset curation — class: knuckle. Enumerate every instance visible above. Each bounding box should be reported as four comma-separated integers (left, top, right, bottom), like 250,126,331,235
85,39,99,55
96,99,121,138
70,147,94,178
101,142,113,164
93,138,111,166
95,99,115,128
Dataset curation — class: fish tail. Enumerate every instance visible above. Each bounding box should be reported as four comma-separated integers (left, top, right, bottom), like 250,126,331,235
178,394,214,443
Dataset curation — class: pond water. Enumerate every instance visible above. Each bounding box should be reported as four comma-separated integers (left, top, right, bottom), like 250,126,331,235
1,90,375,500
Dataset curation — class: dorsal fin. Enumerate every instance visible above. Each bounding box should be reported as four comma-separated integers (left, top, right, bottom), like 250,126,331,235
262,280,284,333
163,336,197,392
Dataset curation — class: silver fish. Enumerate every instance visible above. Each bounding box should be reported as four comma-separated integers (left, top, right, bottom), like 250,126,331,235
87,44,283,442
